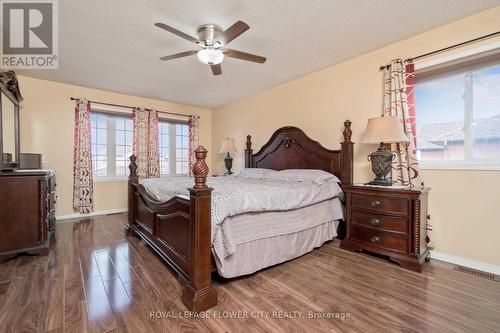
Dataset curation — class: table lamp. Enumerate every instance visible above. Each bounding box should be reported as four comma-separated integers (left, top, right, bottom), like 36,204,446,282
360,117,410,186
219,138,237,175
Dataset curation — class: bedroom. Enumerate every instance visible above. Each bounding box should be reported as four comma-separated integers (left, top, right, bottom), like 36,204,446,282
0,0,499,332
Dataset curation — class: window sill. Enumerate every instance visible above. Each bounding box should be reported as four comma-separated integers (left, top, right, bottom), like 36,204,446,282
420,161,500,171
94,175,190,183
94,177,128,183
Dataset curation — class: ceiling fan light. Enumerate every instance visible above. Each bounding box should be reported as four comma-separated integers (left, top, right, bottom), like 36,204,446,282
197,48,224,65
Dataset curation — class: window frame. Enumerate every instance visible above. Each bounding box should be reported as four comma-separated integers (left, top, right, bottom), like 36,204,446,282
415,50,500,171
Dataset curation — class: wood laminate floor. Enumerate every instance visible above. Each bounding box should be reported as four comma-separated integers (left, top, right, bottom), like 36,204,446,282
0,213,499,333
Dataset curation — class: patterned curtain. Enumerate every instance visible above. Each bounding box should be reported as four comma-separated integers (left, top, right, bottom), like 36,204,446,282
73,99,94,213
188,115,200,177
383,59,422,187
133,108,160,179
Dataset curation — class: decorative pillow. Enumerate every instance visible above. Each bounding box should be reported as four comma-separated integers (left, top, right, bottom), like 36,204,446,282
236,168,276,179
265,169,340,185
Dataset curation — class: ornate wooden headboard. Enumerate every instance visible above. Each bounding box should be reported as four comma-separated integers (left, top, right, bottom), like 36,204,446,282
244,120,354,185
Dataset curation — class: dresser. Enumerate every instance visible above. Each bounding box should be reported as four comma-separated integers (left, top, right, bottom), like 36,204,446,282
0,170,56,262
340,185,430,272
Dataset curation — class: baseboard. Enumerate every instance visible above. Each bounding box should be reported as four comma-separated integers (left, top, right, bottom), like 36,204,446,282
56,208,127,221
430,250,500,275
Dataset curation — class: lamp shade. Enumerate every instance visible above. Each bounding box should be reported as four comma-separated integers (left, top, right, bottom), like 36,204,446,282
219,138,237,154
360,117,410,144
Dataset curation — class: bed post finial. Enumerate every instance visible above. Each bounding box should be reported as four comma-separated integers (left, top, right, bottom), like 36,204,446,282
129,155,138,179
246,135,252,151
340,120,354,186
343,120,352,143
245,135,253,168
192,146,209,189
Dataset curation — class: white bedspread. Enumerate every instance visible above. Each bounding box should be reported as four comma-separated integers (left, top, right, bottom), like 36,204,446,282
140,176,343,257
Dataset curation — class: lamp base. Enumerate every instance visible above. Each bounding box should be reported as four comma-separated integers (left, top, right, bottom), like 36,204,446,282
224,153,233,175
365,179,392,186
366,143,394,187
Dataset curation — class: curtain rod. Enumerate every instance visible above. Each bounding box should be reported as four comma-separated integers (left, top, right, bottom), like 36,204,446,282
379,29,500,70
70,97,197,118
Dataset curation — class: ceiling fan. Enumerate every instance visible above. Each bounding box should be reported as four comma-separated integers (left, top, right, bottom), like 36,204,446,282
155,20,266,76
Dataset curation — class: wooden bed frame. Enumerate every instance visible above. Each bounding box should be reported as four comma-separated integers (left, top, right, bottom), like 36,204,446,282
125,120,354,311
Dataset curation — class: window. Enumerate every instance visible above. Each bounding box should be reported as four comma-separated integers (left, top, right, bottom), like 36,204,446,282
91,112,190,179
175,124,190,175
158,122,170,176
115,117,134,176
158,121,190,176
91,112,133,179
415,55,500,169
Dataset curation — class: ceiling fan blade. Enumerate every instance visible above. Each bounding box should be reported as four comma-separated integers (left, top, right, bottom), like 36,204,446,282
210,64,222,76
223,48,266,64
159,50,197,61
155,23,199,44
220,21,249,45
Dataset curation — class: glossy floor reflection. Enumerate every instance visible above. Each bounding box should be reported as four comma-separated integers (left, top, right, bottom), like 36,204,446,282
0,213,499,332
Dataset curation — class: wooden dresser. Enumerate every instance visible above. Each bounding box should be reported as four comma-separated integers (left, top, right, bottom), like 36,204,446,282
0,170,56,262
340,185,430,272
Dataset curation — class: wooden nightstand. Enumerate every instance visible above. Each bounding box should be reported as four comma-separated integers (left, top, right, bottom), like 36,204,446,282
340,185,430,272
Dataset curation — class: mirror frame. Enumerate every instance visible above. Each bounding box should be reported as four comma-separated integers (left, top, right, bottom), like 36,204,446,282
0,71,22,170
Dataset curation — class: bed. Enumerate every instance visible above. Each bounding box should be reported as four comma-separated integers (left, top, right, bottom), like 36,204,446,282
126,120,354,311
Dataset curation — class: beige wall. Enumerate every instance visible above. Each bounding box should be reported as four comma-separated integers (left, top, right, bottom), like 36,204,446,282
18,76,212,217
213,6,500,266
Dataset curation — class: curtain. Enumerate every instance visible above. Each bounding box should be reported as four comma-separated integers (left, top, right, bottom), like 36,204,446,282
73,99,94,213
133,108,160,179
188,115,200,177
383,59,422,187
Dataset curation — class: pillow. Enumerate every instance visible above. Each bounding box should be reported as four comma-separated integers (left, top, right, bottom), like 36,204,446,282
265,169,340,185
236,168,276,179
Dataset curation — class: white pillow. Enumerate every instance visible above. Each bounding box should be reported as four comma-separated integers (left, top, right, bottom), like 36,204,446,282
237,168,276,179
265,169,340,185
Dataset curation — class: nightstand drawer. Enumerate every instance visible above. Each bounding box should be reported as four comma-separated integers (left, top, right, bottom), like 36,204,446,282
349,225,408,254
350,210,408,235
351,193,409,215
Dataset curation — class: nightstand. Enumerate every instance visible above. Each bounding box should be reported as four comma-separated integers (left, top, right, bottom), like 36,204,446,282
340,185,430,272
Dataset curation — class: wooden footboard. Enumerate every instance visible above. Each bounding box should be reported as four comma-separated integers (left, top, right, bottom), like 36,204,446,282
125,146,217,311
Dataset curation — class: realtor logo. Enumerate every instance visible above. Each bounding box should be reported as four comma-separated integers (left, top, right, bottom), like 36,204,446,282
1,0,58,69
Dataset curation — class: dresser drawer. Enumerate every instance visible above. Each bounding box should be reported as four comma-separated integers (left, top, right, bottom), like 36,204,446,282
349,225,409,254
350,210,408,235
351,193,409,215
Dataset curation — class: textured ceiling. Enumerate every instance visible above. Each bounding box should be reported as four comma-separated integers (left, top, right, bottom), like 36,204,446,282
17,0,500,108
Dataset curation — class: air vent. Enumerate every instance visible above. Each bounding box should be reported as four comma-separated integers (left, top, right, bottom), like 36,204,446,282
455,266,499,281
0,280,12,295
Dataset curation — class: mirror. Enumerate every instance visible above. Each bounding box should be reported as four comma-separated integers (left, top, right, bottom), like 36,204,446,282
0,71,22,170
1,91,17,164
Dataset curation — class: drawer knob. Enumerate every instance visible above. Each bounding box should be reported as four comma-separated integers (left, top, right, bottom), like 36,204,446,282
371,200,381,207
370,236,381,243
370,218,380,226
